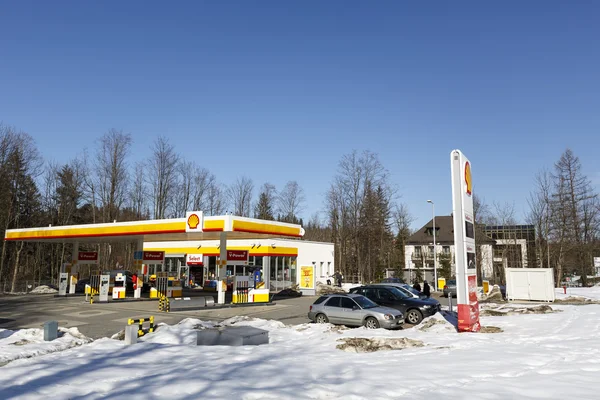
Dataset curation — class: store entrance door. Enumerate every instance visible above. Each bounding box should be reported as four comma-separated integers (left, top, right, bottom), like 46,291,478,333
268,256,297,292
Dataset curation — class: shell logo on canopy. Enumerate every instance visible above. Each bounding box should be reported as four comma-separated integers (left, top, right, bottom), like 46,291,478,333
185,211,204,232
187,214,199,229
464,161,472,196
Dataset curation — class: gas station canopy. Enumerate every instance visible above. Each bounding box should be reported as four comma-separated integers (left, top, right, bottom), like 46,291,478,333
4,213,305,243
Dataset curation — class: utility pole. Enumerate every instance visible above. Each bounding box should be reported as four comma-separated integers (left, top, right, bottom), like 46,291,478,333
427,200,438,291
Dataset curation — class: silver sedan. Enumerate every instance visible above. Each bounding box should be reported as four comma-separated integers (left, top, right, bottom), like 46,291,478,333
308,293,404,329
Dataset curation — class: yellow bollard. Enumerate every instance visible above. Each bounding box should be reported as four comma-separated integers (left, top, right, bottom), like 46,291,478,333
438,277,446,292
483,280,490,294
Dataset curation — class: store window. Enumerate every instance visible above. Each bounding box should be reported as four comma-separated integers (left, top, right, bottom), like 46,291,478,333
290,257,297,286
268,256,298,291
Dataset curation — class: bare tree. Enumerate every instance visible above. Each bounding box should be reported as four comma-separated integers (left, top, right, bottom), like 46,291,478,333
148,136,179,219
94,129,132,222
327,150,393,282
41,161,60,223
473,194,492,225
128,161,148,219
205,174,227,216
303,212,333,242
527,169,553,268
80,148,98,223
191,166,212,211
394,203,414,236
490,201,519,283
393,203,415,273
228,177,254,217
551,149,598,285
277,181,305,223
173,160,195,218
0,125,43,292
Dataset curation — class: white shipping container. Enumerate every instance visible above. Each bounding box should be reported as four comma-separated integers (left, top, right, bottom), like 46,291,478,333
505,268,555,302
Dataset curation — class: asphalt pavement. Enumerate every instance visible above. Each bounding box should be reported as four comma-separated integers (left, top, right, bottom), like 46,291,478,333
0,291,452,339
0,293,315,339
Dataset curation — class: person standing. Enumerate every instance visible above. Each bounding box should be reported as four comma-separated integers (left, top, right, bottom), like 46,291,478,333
423,281,431,298
413,281,422,293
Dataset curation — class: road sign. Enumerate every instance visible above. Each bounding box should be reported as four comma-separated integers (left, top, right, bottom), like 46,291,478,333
451,149,480,333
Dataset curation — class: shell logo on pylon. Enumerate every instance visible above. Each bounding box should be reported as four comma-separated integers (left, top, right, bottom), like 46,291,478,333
187,213,200,230
464,161,472,196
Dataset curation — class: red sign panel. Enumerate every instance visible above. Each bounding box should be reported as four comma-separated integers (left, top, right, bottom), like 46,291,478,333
458,275,481,332
78,251,98,264
186,254,204,266
78,252,98,261
143,251,165,263
227,250,249,262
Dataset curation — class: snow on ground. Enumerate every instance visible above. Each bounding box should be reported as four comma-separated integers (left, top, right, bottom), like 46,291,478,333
0,327,92,366
29,285,58,294
555,286,600,301
1,294,600,399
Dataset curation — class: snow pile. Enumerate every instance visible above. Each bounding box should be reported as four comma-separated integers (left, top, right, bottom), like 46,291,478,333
30,285,58,294
479,285,505,303
555,287,600,302
418,312,457,333
316,282,346,295
0,327,92,366
480,304,559,316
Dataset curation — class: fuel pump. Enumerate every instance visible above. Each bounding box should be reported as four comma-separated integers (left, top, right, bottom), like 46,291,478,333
112,273,126,299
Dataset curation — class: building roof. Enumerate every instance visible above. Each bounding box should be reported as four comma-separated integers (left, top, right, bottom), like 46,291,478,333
407,216,495,245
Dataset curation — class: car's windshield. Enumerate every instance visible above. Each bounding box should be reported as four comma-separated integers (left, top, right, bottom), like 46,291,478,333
353,295,378,309
397,286,417,297
401,284,421,296
387,286,409,299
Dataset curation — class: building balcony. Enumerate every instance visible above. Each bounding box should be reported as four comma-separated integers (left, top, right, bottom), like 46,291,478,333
411,254,435,260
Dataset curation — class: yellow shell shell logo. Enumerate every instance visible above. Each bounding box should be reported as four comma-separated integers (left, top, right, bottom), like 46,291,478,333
464,161,472,196
187,213,200,230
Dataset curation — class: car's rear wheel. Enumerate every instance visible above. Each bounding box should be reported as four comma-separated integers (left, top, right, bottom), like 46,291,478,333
364,317,380,329
406,309,423,325
315,313,329,324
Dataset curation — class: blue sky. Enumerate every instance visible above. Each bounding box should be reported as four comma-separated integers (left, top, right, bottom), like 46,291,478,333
1,1,599,230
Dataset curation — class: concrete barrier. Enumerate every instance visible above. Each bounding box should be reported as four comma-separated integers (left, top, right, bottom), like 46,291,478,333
196,326,269,346
169,296,215,311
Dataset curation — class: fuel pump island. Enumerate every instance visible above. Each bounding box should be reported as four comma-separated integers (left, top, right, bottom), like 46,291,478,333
4,211,332,306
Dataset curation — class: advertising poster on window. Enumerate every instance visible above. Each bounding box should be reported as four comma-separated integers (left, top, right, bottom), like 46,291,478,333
451,149,481,332
300,266,315,290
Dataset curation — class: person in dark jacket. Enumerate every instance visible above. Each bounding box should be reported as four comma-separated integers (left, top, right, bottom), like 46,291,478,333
336,272,343,287
423,281,431,298
413,282,422,292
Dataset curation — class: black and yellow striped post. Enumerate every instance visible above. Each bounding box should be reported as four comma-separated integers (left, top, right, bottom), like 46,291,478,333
89,273,100,304
127,316,154,337
158,294,170,312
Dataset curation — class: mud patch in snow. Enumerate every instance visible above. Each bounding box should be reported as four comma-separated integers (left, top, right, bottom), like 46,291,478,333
480,326,503,333
336,337,425,353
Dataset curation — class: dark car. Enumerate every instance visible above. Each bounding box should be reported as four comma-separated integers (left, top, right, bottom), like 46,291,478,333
350,284,441,325
444,280,507,300
75,278,90,293
380,277,405,284
443,280,457,298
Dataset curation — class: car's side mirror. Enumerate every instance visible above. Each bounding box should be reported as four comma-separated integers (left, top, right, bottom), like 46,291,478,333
352,305,360,311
